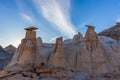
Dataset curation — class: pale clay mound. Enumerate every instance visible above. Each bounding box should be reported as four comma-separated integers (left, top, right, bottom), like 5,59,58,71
0,26,120,80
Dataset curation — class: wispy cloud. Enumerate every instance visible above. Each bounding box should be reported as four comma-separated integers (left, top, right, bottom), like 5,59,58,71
49,36,59,43
33,0,77,38
20,13,34,23
16,0,35,23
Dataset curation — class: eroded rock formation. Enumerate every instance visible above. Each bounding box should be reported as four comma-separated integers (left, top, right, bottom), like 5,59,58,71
84,25,107,74
7,27,42,67
50,37,69,68
1,24,120,80
98,22,120,40
17,27,38,65
85,25,100,52
72,32,82,43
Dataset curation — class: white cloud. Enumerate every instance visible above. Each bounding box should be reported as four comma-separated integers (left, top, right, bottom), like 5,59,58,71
33,0,77,38
20,13,34,23
16,0,35,23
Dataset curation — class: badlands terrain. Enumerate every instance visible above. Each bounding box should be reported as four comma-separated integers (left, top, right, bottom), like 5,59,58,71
0,23,120,80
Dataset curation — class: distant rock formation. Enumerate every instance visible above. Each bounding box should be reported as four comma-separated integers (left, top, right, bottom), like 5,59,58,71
98,22,120,40
72,32,82,43
37,37,43,47
4,45,16,54
0,46,11,69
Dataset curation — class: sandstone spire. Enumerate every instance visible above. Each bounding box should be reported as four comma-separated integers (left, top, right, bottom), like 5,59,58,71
7,26,43,67
17,26,38,65
85,25,99,52
50,37,69,68
84,25,107,74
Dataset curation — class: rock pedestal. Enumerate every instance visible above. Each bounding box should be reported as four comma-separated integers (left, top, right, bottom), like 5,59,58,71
17,27,38,65
7,27,39,67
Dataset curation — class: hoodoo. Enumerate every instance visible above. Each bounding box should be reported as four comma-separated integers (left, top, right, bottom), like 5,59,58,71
84,25,107,74
8,26,39,66
85,25,99,52
50,37,69,68
1,24,120,80
17,27,38,65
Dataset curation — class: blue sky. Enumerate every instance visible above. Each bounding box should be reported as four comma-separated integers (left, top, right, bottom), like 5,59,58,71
0,0,120,47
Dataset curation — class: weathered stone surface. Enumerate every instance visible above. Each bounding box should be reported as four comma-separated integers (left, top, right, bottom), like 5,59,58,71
72,32,82,43
8,26,42,67
17,27,38,65
50,37,69,69
85,25,100,52
2,24,120,79
34,63,44,72
83,25,107,74
99,36,120,72
22,71,37,78
0,74,31,80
